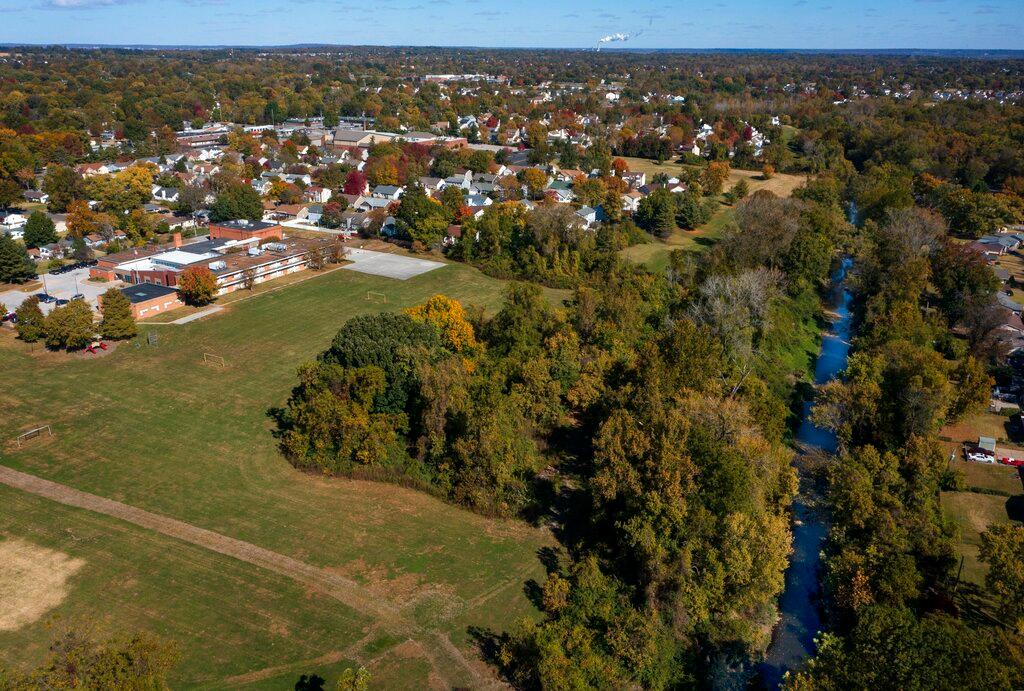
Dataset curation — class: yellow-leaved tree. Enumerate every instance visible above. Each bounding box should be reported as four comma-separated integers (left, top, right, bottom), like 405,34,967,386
405,294,480,354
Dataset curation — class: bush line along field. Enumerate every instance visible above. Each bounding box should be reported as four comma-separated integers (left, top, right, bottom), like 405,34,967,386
0,262,561,687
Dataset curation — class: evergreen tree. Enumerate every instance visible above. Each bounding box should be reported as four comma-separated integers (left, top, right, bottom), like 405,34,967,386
100,288,137,339
636,188,677,238
23,211,57,248
0,234,37,284
14,296,45,342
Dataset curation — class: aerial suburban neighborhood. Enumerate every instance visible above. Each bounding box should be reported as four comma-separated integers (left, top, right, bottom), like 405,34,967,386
1,6,1024,689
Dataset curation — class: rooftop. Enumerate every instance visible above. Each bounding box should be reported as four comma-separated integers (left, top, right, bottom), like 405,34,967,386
120,283,179,304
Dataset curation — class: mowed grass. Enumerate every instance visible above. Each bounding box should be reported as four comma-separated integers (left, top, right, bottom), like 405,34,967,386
940,491,1018,585
618,158,807,272
619,206,737,273
0,262,559,686
619,156,808,197
0,486,368,688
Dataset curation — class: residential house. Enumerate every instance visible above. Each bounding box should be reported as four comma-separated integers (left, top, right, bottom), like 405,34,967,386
152,186,181,204
372,185,405,201
304,185,332,204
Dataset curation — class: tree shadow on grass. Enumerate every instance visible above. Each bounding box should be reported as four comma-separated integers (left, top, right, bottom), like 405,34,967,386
1005,494,1024,523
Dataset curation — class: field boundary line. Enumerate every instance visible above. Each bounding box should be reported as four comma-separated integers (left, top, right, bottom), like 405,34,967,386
0,464,484,688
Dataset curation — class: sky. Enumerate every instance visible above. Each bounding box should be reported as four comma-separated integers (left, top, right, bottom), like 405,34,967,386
0,0,1020,50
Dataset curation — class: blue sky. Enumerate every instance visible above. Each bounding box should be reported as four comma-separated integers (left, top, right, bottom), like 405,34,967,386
0,0,1020,49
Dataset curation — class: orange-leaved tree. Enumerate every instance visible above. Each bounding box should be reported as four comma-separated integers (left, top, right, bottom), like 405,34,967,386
178,266,218,306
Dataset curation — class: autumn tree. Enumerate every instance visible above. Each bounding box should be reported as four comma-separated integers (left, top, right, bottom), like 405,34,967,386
43,299,95,350
701,161,731,196
14,296,45,342
521,168,548,198
343,169,368,196
177,266,218,305
405,294,480,354
0,628,179,689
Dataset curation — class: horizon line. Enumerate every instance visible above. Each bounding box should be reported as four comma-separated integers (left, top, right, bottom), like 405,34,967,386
0,42,1022,55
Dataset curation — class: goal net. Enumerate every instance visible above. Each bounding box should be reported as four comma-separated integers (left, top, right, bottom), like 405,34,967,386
365,291,388,304
203,353,227,367
15,425,52,447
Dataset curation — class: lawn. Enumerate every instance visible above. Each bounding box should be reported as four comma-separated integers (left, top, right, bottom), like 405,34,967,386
0,262,559,686
619,206,737,273
940,490,1018,585
620,156,808,198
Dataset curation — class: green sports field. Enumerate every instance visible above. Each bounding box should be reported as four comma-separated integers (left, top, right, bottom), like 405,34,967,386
0,262,561,687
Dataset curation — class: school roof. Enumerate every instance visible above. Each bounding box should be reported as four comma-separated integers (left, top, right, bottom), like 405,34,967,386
120,283,179,304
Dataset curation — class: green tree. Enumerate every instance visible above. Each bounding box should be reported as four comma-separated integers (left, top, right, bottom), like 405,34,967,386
210,183,263,222
14,296,45,342
99,288,137,340
980,524,1024,632
23,211,57,248
0,234,37,284
42,165,84,212
394,186,449,246
336,666,371,691
674,189,715,229
43,299,95,350
636,188,677,237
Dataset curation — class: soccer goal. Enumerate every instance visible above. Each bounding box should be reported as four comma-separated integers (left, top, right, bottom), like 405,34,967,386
365,291,388,304
202,353,227,367
15,425,52,448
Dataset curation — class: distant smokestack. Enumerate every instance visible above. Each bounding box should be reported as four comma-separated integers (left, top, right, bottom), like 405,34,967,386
173,232,182,249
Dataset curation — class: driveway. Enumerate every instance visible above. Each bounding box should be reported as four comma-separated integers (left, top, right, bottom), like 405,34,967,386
342,248,444,280
0,268,121,314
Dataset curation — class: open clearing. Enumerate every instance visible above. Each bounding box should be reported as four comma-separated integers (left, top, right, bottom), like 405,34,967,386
0,536,85,631
620,156,808,197
0,261,562,687
618,158,807,272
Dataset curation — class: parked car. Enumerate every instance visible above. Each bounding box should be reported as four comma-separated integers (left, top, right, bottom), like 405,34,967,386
54,298,69,306
35,293,56,303
70,293,85,301
1,311,15,323
967,452,994,463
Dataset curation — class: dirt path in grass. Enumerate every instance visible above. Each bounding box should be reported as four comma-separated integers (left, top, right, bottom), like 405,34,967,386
0,464,491,689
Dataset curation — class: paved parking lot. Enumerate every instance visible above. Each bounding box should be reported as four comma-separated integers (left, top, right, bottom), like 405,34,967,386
342,248,445,280
0,268,120,314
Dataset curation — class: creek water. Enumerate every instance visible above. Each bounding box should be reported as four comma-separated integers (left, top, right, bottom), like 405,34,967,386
758,256,853,688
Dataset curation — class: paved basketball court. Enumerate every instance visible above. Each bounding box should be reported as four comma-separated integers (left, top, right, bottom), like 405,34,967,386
342,248,445,280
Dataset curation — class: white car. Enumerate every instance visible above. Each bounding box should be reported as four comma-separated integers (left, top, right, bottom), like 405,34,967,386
967,452,995,463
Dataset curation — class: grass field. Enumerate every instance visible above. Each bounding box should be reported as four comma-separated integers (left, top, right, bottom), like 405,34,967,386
0,262,561,687
620,156,808,198
941,490,1018,585
618,157,808,273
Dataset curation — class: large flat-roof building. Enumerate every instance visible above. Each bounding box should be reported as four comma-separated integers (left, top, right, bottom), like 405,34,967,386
117,283,184,319
94,232,338,297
